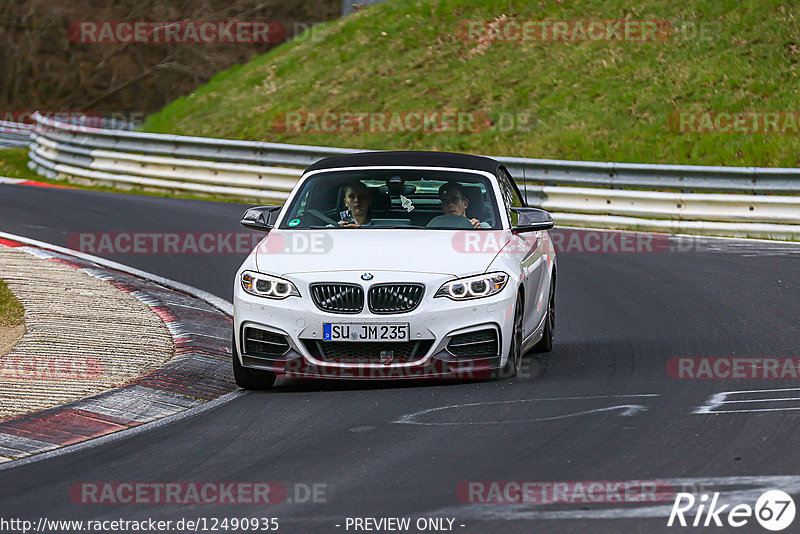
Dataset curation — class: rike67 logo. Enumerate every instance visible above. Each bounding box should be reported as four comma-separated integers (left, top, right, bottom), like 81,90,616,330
668,490,796,531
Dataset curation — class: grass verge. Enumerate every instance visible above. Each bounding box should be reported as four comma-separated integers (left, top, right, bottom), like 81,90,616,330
0,147,40,181
0,279,24,327
141,0,800,168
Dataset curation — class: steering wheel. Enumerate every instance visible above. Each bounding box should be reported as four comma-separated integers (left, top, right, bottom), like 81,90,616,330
425,215,476,229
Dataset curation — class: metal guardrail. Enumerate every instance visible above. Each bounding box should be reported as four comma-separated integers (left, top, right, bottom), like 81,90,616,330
2,116,137,148
0,120,33,148
17,112,800,240
28,112,800,195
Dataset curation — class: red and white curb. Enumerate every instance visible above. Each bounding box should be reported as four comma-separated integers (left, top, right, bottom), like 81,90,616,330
0,176,75,189
0,232,237,464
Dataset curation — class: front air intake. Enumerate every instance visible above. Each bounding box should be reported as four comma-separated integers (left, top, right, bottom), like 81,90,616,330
243,327,290,357
310,283,364,314
447,329,499,357
368,283,425,314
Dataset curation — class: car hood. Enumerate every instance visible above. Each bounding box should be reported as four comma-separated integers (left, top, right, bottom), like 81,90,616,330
254,229,511,277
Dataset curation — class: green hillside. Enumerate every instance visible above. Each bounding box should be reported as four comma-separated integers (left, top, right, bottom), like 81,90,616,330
143,0,800,167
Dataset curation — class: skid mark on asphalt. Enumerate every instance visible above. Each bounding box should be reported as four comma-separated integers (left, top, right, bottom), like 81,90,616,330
393,394,658,426
695,387,800,414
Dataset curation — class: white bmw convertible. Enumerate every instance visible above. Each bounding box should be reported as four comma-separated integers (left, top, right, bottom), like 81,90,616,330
232,151,556,388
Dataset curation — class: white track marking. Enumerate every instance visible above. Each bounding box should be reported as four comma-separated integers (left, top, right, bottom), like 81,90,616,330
393,394,658,425
695,387,800,414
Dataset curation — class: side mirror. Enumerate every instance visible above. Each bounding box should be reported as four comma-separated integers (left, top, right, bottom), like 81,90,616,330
240,206,282,232
511,207,554,233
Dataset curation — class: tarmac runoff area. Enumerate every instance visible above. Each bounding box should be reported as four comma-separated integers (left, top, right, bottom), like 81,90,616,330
0,237,236,463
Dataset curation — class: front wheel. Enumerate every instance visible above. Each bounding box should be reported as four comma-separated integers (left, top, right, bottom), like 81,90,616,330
533,278,555,353
499,293,524,378
232,329,277,389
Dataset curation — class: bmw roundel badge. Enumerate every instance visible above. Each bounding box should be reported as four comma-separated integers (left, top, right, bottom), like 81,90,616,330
361,273,374,280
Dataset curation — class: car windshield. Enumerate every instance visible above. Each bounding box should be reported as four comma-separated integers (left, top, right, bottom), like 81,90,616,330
279,169,501,230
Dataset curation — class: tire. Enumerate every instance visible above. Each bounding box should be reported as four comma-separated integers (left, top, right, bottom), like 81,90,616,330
533,277,555,353
232,328,277,389
499,293,524,378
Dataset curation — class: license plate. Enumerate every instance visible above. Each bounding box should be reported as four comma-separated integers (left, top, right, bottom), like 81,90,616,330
323,323,409,342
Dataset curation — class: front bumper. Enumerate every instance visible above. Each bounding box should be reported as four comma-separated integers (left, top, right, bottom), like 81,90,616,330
233,271,517,380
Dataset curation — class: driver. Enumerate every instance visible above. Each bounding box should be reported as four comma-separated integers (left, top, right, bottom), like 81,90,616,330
438,181,489,229
339,180,372,226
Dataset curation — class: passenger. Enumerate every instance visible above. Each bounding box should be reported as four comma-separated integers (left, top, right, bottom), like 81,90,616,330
438,181,489,229
339,180,372,226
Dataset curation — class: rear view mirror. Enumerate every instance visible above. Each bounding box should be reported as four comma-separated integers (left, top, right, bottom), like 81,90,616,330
240,206,282,231
380,176,416,196
511,207,554,233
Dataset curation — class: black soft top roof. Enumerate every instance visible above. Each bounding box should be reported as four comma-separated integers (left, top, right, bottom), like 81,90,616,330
305,150,502,174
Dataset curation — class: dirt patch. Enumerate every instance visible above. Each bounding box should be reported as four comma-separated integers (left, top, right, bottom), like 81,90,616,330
0,324,25,356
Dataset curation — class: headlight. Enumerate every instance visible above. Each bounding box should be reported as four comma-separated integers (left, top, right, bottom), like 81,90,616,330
241,271,300,299
434,272,509,300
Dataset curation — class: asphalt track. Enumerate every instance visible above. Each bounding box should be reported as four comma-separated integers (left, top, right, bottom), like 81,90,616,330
1,184,800,533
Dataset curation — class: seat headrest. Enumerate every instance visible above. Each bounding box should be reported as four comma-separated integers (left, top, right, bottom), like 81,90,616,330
462,185,489,221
